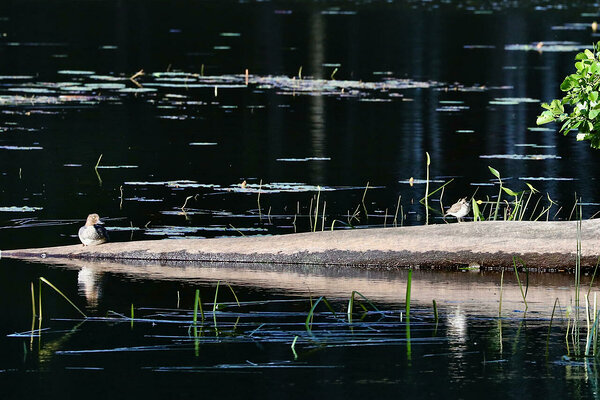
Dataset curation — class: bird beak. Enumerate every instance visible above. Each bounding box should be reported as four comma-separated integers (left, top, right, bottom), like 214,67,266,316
97,220,105,225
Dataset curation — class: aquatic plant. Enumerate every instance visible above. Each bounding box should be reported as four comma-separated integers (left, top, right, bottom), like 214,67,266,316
537,42,600,148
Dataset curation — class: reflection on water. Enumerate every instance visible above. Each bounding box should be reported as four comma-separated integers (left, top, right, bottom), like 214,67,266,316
77,267,101,309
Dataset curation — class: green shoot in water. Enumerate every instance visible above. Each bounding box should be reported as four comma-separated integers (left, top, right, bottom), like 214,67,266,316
425,152,430,225
546,298,559,358
488,166,503,221
291,336,299,359
406,269,413,318
39,277,87,318
306,296,337,333
512,257,528,311
347,290,380,323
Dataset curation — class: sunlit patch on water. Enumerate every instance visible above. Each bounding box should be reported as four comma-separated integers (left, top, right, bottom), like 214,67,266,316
551,22,590,31
276,157,331,162
189,142,218,146
0,206,43,212
480,154,561,160
489,97,539,105
144,225,267,236
463,45,495,49
124,180,220,189
527,127,555,132
505,41,590,52
436,105,470,112
398,179,445,184
124,197,163,202
95,165,138,169
518,177,575,181
514,144,556,148
57,70,96,75
0,145,43,150
217,182,339,193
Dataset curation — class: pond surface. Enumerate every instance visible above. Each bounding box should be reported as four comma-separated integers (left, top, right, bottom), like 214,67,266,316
2,0,600,398
2,258,600,399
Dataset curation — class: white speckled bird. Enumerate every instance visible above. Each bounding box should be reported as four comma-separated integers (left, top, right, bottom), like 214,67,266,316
445,198,471,222
78,213,109,246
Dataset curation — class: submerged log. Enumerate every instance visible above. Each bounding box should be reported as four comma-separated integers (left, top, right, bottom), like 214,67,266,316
2,220,600,270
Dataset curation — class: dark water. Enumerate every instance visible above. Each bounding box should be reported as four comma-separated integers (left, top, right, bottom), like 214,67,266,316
2,0,600,398
2,258,600,399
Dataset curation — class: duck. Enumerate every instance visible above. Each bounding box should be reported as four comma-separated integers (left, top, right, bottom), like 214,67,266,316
445,198,471,222
78,213,109,246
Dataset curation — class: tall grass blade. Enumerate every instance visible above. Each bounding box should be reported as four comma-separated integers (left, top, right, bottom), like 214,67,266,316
425,152,430,225
587,258,600,299
313,186,321,232
257,179,263,220
39,277,87,318
213,281,220,331
433,299,438,322
511,257,528,311
498,270,504,317
419,178,454,203
305,296,336,333
488,166,502,221
393,195,401,227
30,282,36,319
472,198,484,222
347,290,380,323
130,304,134,328
361,182,370,221
225,283,241,307
586,310,600,356
546,297,559,358
406,269,413,318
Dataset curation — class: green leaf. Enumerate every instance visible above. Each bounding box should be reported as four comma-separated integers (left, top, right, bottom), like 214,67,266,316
585,49,595,59
590,91,599,102
525,183,539,194
576,52,587,60
550,99,564,114
590,109,600,119
488,166,500,179
471,198,484,222
560,77,574,91
536,111,555,125
576,61,585,71
502,187,521,197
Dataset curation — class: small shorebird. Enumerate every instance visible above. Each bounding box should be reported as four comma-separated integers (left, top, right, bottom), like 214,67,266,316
78,213,109,246
445,198,471,222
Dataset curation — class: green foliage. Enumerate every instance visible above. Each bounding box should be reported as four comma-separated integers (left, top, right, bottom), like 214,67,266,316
537,42,600,148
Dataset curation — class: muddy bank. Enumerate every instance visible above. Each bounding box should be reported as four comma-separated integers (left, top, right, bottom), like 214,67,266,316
2,220,599,270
